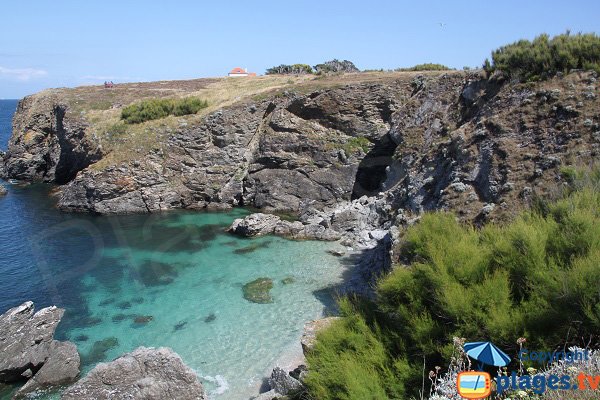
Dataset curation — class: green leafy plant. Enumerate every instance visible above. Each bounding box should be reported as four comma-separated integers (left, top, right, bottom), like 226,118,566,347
121,97,208,124
305,168,600,399
484,32,600,81
396,63,453,72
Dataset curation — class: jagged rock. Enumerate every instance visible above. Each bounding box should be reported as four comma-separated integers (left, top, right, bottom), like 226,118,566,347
301,317,341,354
0,302,80,396
251,389,281,400
0,184,6,196
229,213,281,236
268,367,303,396
61,347,206,400
15,341,80,398
1,95,101,183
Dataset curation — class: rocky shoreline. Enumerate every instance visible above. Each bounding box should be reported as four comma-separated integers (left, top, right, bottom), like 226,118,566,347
1,69,599,398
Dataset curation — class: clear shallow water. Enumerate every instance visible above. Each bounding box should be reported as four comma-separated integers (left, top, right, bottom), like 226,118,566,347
0,100,345,399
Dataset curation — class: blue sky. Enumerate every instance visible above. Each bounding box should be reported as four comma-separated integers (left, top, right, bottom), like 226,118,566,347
1,0,599,98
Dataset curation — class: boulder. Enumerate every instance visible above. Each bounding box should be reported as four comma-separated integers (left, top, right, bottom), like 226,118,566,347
301,317,341,355
229,213,282,237
62,347,206,400
268,367,303,396
242,278,274,304
0,302,80,396
0,184,6,196
15,341,80,398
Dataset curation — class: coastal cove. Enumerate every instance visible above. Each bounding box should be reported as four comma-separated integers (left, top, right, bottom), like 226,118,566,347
0,100,346,400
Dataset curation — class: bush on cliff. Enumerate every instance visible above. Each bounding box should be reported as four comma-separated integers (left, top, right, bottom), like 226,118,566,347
265,64,313,75
484,32,600,81
121,97,208,124
305,169,600,399
396,63,452,71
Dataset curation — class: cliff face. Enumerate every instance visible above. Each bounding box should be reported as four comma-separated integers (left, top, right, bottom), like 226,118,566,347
2,94,102,184
2,71,599,224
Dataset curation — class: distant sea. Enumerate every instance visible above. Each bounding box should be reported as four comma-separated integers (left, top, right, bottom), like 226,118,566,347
0,99,344,399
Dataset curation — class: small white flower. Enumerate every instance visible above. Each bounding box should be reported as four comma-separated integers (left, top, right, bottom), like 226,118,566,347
517,390,528,397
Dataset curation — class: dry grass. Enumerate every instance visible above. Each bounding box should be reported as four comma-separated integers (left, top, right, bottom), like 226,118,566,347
45,70,462,167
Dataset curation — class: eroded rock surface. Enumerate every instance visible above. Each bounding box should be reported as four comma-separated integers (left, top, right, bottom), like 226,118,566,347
0,302,80,398
61,347,206,400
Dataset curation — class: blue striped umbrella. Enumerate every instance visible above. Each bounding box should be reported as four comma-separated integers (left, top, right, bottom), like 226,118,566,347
464,341,511,367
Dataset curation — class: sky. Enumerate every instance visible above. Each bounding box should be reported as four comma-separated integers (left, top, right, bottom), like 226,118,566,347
1,0,599,98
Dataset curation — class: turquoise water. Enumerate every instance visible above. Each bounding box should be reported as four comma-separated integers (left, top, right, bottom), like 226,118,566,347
0,100,345,399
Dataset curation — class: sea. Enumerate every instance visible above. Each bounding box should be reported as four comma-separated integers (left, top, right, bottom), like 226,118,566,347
0,99,345,399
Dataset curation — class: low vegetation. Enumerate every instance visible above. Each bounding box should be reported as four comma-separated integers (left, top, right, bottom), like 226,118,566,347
121,97,208,124
305,169,600,399
266,64,314,75
313,59,359,74
396,63,452,71
266,59,359,75
484,32,600,81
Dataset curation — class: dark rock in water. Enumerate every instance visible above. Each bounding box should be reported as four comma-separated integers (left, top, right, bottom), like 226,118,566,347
137,261,177,286
62,347,207,400
117,301,131,310
223,240,238,247
173,321,187,332
98,298,115,306
242,278,274,304
111,314,129,323
0,302,80,397
326,249,345,257
281,276,295,285
204,313,216,323
233,241,271,255
81,337,118,365
133,315,153,324
81,316,102,327
197,223,227,242
131,297,144,304
75,335,89,342
0,185,7,196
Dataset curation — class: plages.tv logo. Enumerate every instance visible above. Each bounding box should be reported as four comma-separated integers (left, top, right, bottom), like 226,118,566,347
456,340,598,398
456,371,491,399
456,341,510,399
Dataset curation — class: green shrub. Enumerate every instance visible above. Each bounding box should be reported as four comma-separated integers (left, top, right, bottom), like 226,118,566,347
265,64,313,75
342,137,371,154
121,97,208,124
396,63,452,72
484,32,600,81
305,168,600,399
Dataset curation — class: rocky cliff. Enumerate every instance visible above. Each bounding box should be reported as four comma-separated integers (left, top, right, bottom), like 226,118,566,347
2,71,598,225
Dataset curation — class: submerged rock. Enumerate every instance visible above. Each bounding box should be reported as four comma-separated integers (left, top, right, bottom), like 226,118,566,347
0,184,6,196
0,302,80,397
173,321,187,331
81,337,119,365
281,276,295,285
62,347,206,400
133,315,153,324
233,241,271,254
242,278,274,304
203,313,216,323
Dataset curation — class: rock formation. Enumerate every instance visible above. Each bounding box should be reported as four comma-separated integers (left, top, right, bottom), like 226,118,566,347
0,184,6,196
0,301,80,398
61,347,206,400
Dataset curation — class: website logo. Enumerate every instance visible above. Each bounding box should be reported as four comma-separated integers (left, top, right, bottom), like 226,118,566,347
457,371,491,399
